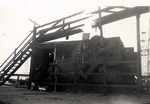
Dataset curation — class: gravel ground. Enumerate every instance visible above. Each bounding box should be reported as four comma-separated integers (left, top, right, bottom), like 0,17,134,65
0,85,150,104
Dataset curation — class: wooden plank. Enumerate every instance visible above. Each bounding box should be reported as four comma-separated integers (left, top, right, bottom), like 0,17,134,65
142,75,150,78
48,73,137,76
37,16,89,34
81,63,98,79
50,61,138,65
87,6,121,14
106,85,139,88
6,74,29,76
36,29,83,42
47,83,138,88
38,19,62,35
39,43,55,49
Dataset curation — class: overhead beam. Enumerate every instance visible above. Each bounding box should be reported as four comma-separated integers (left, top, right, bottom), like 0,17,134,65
93,6,149,27
39,42,55,49
87,6,123,14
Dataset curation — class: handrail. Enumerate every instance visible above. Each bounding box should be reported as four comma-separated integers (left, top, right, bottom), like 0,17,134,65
13,36,33,60
0,36,33,72
16,31,33,51
0,10,86,72
37,10,84,28
0,31,33,69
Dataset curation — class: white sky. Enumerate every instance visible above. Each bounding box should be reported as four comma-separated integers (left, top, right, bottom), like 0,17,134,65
0,0,150,74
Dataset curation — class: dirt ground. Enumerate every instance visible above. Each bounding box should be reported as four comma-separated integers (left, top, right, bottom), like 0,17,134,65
0,85,150,104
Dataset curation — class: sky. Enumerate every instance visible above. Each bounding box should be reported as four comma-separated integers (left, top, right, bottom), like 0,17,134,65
0,0,150,74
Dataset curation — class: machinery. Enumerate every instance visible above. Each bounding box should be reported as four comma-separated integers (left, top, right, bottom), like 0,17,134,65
1,6,149,95
31,35,138,93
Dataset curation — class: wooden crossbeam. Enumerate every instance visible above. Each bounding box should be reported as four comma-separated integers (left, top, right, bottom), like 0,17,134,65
37,16,90,35
36,28,83,42
38,19,62,36
87,6,119,14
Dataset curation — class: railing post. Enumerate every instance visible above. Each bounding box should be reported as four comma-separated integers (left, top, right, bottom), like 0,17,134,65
66,24,70,39
62,18,65,38
13,48,17,61
28,27,37,89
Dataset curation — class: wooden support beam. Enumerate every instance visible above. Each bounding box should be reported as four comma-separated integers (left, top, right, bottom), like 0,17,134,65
103,64,106,95
87,6,121,14
48,73,138,76
73,63,77,94
38,29,83,42
98,6,104,47
93,6,149,27
28,27,37,89
136,15,142,97
38,19,62,36
37,16,90,34
36,24,84,42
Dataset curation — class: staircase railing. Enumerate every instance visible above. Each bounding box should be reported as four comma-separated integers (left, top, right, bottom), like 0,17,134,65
0,31,33,73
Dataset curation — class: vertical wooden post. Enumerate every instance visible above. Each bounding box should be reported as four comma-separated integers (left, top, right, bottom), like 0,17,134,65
73,63,77,94
48,66,53,92
66,24,70,39
16,75,19,87
28,27,37,89
136,15,142,97
98,6,104,47
146,79,149,94
62,18,65,38
54,45,57,92
98,6,103,37
103,64,106,95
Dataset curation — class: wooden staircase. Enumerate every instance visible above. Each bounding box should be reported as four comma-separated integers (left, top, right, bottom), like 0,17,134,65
0,32,33,85
0,10,90,86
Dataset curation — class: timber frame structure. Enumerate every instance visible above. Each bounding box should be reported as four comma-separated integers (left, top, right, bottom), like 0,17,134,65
0,6,149,96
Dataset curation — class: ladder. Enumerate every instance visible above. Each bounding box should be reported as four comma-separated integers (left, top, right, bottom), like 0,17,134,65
0,32,33,85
